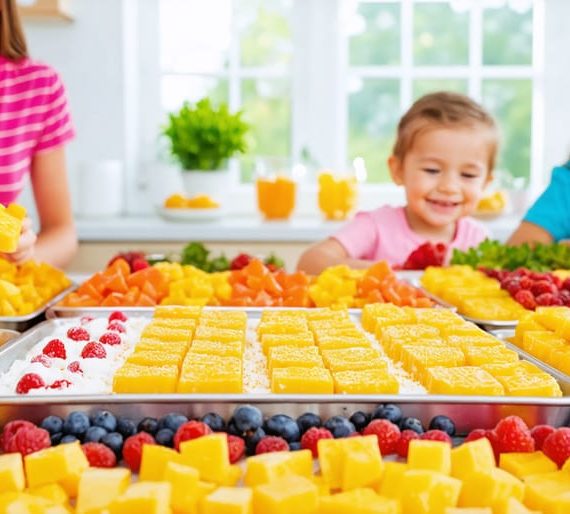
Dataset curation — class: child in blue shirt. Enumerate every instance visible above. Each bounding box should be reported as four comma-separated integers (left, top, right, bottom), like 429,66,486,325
508,161,570,245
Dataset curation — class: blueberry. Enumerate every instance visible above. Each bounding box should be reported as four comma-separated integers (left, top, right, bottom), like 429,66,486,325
138,417,159,435
50,432,63,445
233,405,263,433
63,411,90,438
84,426,108,443
399,417,424,434
264,414,300,443
90,410,117,432
349,411,370,432
101,432,124,457
201,412,226,432
372,404,402,425
60,434,78,444
40,415,64,435
296,412,321,435
226,418,242,437
155,428,175,448
116,417,137,438
324,416,356,438
428,415,456,436
158,413,188,433
245,427,265,456
289,441,302,451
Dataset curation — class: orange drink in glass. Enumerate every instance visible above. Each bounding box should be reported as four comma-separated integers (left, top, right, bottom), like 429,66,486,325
318,170,358,221
255,158,301,220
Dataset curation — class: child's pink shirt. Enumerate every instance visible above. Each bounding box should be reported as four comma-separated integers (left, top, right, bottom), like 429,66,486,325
333,205,488,267
0,56,74,206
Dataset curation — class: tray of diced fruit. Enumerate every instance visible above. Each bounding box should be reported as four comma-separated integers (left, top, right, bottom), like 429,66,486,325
1,399,570,513
0,304,567,398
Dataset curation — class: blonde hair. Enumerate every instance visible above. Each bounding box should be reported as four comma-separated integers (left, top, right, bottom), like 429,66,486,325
393,91,498,171
0,0,28,60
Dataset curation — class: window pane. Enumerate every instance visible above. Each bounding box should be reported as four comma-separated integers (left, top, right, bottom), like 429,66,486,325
482,79,531,180
349,2,400,66
238,0,293,68
483,5,533,65
160,0,231,73
161,76,228,113
414,2,469,66
348,79,400,183
240,78,291,182
413,79,468,99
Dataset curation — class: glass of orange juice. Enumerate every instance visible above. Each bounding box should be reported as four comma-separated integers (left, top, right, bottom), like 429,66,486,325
255,158,304,220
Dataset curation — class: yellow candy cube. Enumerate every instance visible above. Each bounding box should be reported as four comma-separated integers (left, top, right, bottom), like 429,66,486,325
321,347,384,372
408,439,451,475
316,335,372,351
195,326,245,343
252,475,318,514
108,481,171,514
202,486,253,514
340,435,384,491
494,497,540,514
271,366,333,394
26,483,69,506
0,453,24,493
179,433,230,484
76,468,131,514
463,346,519,366
244,451,312,488
499,451,557,479
141,324,193,343
451,438,496,480
151,317,196,330
458,468,524,509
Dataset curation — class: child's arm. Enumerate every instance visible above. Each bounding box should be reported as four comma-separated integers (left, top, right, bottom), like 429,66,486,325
507,221,554,246
297,238,371,274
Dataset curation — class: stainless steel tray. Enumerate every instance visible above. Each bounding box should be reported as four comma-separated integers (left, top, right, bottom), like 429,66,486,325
0,284,76,331
0,395,569,434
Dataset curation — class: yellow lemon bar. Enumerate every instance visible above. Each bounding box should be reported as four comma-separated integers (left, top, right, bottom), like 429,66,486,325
463,346,519,366
113,364,178,393
267,346,324,375
153,305,202,320
261,332,315,354
126,350,185,369
194,326,245,343
321,347,387,372
332,370,399,394
190,339,243,357
272,367,334,394
425,366,504,396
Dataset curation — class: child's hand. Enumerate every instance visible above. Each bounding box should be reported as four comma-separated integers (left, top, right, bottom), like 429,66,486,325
2,218,37,264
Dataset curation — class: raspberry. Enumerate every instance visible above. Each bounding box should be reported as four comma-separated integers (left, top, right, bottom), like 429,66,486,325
42,339,66,359
395,429,420,458
503,278,522,296
108,311,128,323
562,278,570,291
132,258,150,271
362,419,401,455
173,421,212,451
1,420,36,452
514,290,537,310
464,428,487,443
255,436,289,454
49,379,72,390
531,425,556,451
68,361,83,374
300,427,334,457
9,426,50,456
536,293,563,307
561,290,570,306
80,316,94,325
123,432,155,472
107,322,126,333
227,435,245,464
542,428,570,467
16,373,45,395
82,442,117,467
67,327,90,341
495,416,534,454
81,342,107,359
422,430,452,445
99,332,122,346
31,355,51,367
531,280,557,297
519,276,533,290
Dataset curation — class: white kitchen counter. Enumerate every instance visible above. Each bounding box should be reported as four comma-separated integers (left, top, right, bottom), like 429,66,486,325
76,213,523,243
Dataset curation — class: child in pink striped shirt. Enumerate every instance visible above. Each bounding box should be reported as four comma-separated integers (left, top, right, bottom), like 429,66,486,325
298,92,497,273
0,0,77,267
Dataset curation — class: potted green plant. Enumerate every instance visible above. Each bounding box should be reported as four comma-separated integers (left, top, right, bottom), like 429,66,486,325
162,97,250,201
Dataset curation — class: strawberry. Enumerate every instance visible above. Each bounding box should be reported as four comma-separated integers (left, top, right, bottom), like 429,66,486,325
42,339,66,359
16,373,45,395
81,342,107,359
421,430,452,445
108,311,128,323
99,332,122,346
227,435,245,464
132,258,150,272
9,426,50,456
531,425,556,451
464,428,486,443
107,322,126,334
67,327,90,341
173,421,212,451
255,436,289,454
123,432,155,472
395,429,420,458
495,416,534,454
542,428,570,467
401,242,448,270
362,419,400,455
82,442,117,468
230,253,254,271
300,427,334,457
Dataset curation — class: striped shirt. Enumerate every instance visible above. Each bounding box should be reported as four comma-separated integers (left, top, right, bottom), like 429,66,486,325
0,55,74,206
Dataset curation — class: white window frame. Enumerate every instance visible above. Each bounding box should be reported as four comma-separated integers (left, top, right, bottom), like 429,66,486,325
130,0,568,216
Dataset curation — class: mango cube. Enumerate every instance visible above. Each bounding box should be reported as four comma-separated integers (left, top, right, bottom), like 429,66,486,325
252,475,318,514
400,470,462,514
260,333,314,354
139,444,181,481
179,433,230,484
0,453,24,493
340,436,384,491
458,468,524,509
27,483,69,506
163,461,200,513
76,468,131,514
202,487,253,514
244,451,312,487
522,471,570,513
499,451,557,479
319,488,399,514
408,439,451,475
451,438,496,480
376,461,407,499
108,481,171,514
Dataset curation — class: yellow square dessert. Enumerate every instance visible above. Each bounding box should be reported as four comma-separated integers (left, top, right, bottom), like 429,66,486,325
177,366,242,393
333,370,399,394
316,335,372,351
321,347,385,372
376,324,440,346
399,346,465,380
126,350,184,369
261,333,314,354
140,325,193,343
151,318,196,331
135,340,189,356
267,346,324,374
194,326,245,343
272,366,334,394
463,346,519,366
113,364,178,393
426,366,505,395
257,320,309,337
190,339,243,357
386,337,448,361
522,331,568,361
495,373,562,397
154,305,202,319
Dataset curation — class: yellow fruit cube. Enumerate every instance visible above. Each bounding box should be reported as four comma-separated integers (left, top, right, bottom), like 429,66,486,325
108,481,171,514
494,497,540,514
0,203,25,253
177,361,243,393
179,433,230,484
400,346,465,381
202,486,253,514
520,471,570,513
451,438,496,480
113,364,178,393
496,373,562,397
400,470,462,514
76,468,130,514
163,461,200,513
522,331,567,361
139,444,181,481
154,305,202,319
459,468,524,509
319,488,399,514
340,435,384,491
332,370,399,394
534,306,570,331
271,367,333,394
252,475,318,514
499,451,557,479
26,483,69,506
0,453,24,493
244,451,312,487
408,439,451,475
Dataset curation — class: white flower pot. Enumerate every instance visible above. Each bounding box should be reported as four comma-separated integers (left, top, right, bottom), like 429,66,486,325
181,169,231,204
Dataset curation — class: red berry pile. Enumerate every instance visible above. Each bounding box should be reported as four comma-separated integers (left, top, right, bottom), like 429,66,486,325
484,267,570,309
401,242,448,270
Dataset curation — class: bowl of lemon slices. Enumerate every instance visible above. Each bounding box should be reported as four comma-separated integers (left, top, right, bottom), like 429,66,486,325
474,191,509,220
157,193,225,221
